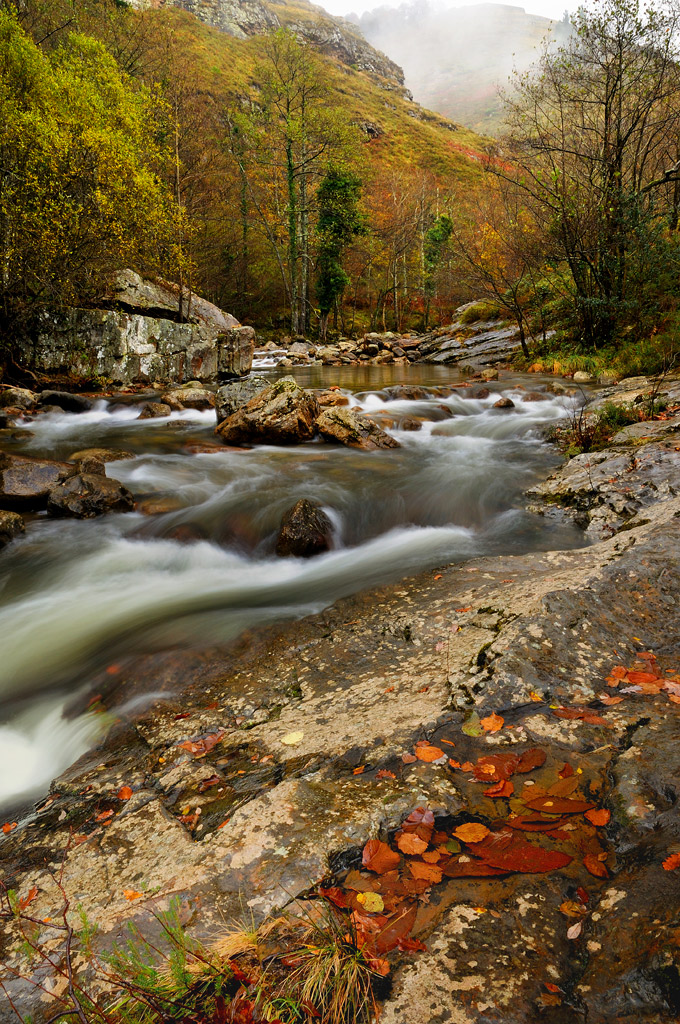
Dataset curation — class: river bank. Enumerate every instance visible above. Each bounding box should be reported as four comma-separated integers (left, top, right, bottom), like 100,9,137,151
1,373,679,1023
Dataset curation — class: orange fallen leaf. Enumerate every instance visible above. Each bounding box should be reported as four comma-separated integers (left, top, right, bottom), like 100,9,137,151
402,753,417,764
584,809,611,827
414,743,445,763
362,839,401,875
408,860,443,883
2,822,17,834
460,761,475,772
383,686,395,694
117,786,133,801
397,833,428,856
353,766,365,775
480,713,504,733
95,810,114,823
583,853,609,878
433,574,442,580
19,887,38,912
455,607,471,613
663,852,680,871
422,850,441,864
376,769,396,780
454,822,491,844
599,694,624,705
485,779,514,798
124,890,143,901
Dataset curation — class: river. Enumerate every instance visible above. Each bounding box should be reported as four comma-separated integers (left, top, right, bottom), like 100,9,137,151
0,365,585,811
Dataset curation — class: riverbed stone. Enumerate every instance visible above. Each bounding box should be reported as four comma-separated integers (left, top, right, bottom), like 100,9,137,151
0,453,72,510
215,377,319,446
0,510,25,548
138,402,172,419
316,406,401,449
493,396,515,408
46,473,135,518
215,375,270,424
67,447,135,463
37,390,93,413
0,386,36,410
275,499,333,558
162,387,215,411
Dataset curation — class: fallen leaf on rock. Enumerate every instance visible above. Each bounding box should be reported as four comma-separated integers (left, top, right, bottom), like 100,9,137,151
454,822,491,844
481,712,504,733
567,921,583,940
320,887,351,908
376,769,396,780
178,729,225,756
442,857,507,878
408,860,443,883
547,776,581,798
524,796,595,814
460,761,475,772
197,774,221,793
606,666,628,686
356,892,385,913
467,832,573,873
366,955,390,977
363,840,401,875
422,850,441,863
472,752,519,783
553,706,608,725
560,900,586,918
1,822,17,834
414,743,445,762
95,810,114,823
585,809,611,827
374,905,418,953
124,890,143,901
280,731,304,747
397,936,427,952
462,712,482,737
599,694,624,705
626,671,662,686
576,887,590,903
486,779,514,798
402,753,417,764
583,853,609,878
18,887,38,912
353,766,365,775
545,983,561,993
529,691,543,702
397,833,428,856
662,852,680,871
117,786,133,801
401,807,435,842
516,748,547,773
558,764,574,779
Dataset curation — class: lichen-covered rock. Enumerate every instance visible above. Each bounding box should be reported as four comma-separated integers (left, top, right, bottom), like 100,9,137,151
106,269,240,332
0,510,25,548
316,389,350,408
0,453,72,510
162,387,215,411
215,375,270,424
316,406,401,449
215,377,319,445
46,473,134,518
276,499,333,558
0,386,36,410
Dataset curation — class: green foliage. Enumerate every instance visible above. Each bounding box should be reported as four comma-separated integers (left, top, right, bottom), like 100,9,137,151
316,167,365,333
0,8,178,335
458,299,502,324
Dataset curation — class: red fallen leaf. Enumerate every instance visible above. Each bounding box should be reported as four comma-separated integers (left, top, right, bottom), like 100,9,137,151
472,752,519,783
374,904,418,953
178,729,225,757
401,807,435,843
19,887,38,911
485,779,514,798
402,753,417,764
376,769,396,780
467,831,573,873
585,809,611,827
408,860,443,883
2,822,18,834
662,852,680,871
397,936,427,952
366,954,390,977
319,887,351,909
626,671,662,686
174,712,191,720
607,666,628,686
95,809,114,823
637,651,657,662
515,748,547,773
545,983,561,993
599,694,625,705
117,786,133,801
397,833,428,856
362,840,401,875
553,706,608,726
105,664,121,675
455,606,471,613
414,743,445,762
576,887,590,904
524,796,595,814
197,774,221,793
583,853,609,878
559,763,574,778
442,857,508,878
179,811,200,830
506,813,570,832
548,776,581,798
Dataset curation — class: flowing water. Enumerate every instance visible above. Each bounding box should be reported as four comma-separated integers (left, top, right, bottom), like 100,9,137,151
0,365,586,810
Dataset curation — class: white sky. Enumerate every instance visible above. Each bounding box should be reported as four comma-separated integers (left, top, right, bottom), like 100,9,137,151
324,0,573,23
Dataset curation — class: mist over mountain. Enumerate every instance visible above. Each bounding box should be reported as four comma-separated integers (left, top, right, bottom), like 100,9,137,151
349,1,572,133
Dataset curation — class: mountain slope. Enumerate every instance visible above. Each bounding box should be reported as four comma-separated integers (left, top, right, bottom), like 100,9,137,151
353,1,572,134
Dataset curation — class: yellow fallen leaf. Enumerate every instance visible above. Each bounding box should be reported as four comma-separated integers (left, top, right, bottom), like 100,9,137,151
280,731,304,746
453,822,491,844
356,892,385,913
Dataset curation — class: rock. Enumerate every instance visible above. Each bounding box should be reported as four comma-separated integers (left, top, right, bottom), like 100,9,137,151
493,397,515,408
162,387,215,411
275,499,333,558
573,370,595,382
106,269,240,333
0,453,72,511
37,390,93,413
598,371,619,385
382,385,430,401
523,391,550,402
74,456,106,476
316,407,401,450
316,389,349,408
392,346,406,358
318,346,341,364
468,386,490,399
481,368,499,381
0,510,25,549
544,381,567,394
138,402,172,419
215,377,320,446
0,386,36,410
401,417,422,431
215,375,270,424
46,473,134,518
68,448,135,463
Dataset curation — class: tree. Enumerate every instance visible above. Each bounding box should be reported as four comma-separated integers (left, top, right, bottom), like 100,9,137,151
499,0,680,348
423,213,452,329
315,167,365,340
0,9,178,337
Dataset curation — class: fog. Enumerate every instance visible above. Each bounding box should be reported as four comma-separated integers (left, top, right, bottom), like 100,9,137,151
327,0,572,19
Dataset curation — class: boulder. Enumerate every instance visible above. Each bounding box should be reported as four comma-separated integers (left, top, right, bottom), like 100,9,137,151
74,456,106,476
316,407,401,450
573,370,595,383
46,473,134,518
481,368,499,381
316,389,350,409
523,391,550,402
139,402,172,419
215,377,319,446
106,269,240,333
0,453,72,511
0,387,36,410
215,375,270,424
382,385,430,401
276,499,333,558
38,390,93,413
162,387,215,411
0,510,25,549
68,448,135,463
401,417,422,431
493,397,515,409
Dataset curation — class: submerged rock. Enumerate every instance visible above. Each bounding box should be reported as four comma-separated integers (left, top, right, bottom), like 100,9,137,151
316,406,401,450
215,375,270,424
276,499,333,558
0,510,25,548
215,377,319,446
0,453,72,510
46,473,134,518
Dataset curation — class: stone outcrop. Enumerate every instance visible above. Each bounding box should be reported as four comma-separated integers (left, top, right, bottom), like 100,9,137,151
18,271,254,386
215,376,319,445
275,498,333,557
316,406,401,449
215,375,271,423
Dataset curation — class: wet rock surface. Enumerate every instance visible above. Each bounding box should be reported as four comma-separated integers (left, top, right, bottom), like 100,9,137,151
2,383,680,1023
0,510,24,548
215,374,270,423
276,498,333,557
0,453,72,510
316,406,401,449
215,376,319,445
46,472,135,518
